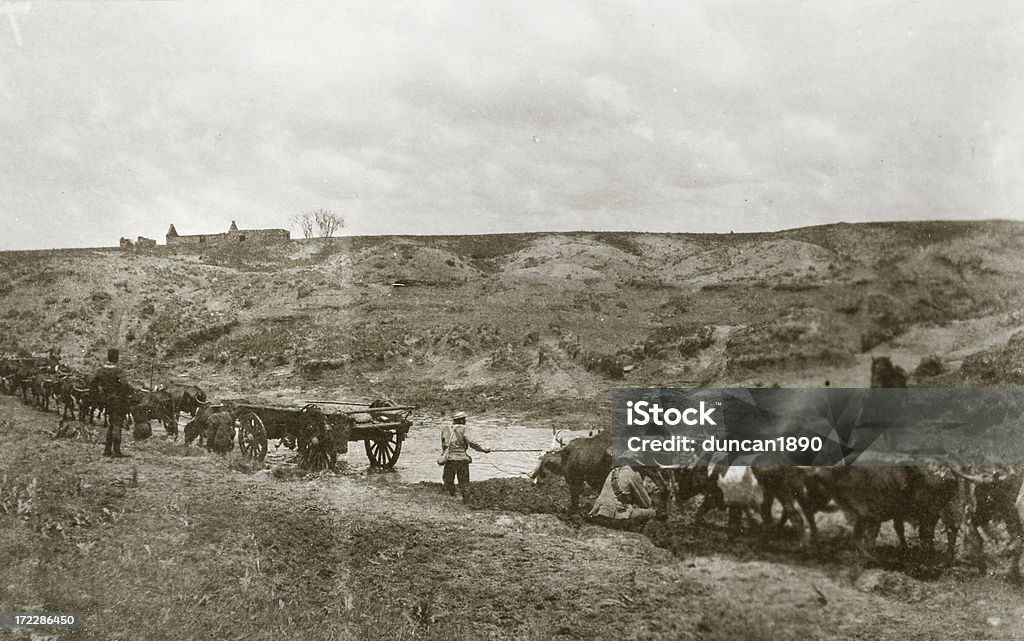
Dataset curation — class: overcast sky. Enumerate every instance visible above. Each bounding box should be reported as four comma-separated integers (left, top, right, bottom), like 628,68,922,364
1,1,1022,249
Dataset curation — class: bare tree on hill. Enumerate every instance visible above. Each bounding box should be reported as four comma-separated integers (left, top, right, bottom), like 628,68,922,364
291,211,316,238
291,209,344,238
313,209,344,237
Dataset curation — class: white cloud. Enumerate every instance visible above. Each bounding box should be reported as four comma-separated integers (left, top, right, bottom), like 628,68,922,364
0,0,1021,249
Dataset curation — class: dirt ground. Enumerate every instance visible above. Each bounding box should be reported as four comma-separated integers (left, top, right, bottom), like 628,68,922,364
2,396,1023,641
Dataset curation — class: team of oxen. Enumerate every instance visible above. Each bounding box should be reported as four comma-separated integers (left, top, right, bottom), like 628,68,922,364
0,355,216,448
532,429,1024,581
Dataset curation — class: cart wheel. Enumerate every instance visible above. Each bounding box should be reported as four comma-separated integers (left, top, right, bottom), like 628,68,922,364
298,411,337,471
237,411,268,462
365,432,402,468
369,398,399,422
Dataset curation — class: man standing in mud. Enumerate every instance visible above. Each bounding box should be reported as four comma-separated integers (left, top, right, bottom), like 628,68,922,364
440,411,491,502
588,465,656,529
93,348,130,458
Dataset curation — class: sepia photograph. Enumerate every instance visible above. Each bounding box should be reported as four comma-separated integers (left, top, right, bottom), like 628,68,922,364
1,1,1023,639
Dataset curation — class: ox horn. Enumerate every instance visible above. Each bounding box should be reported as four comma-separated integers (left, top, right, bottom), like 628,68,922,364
950,468,1004,484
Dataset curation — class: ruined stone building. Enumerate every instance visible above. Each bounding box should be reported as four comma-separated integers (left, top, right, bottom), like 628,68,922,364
165,221,290,246
120,236,157,249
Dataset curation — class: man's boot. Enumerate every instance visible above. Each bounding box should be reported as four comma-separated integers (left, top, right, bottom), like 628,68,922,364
112,437,129,458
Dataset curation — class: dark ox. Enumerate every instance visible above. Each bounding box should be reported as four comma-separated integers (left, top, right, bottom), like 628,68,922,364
166,384,208,418
78,381,105,424
674,463,829,543
31,372,57,410
184,404,215,445
206,412,236,455
870,356,908,449
54,374,88,421
532,431,612,513
0,357,17,394
743,466,827,543
130,387,178,438
953,469,1024,581
531,431,671,515
13,359,43,401
184,404,234,453
870,356,908,389
828,465,959,556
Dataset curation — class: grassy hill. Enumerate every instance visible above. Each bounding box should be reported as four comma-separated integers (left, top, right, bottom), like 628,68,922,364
2,220,1023,422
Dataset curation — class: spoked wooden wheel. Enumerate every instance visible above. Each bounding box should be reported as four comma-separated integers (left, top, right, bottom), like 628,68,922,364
365,398,403,468
236,411,268,462
298,409,337,471
364,432,402,468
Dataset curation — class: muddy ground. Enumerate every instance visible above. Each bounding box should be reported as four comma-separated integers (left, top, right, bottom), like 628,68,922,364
2,396,1023,641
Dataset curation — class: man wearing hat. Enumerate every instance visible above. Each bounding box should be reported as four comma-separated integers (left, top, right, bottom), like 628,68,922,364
92,348,131,458
440,411,491,502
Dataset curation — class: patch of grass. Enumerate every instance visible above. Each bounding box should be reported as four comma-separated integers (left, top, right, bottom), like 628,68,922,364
50,419,98,442
695,603,827,641
0,474,38,517
860,311,904,352
168,319,240,351
226,453,265,474
772,282,822,292
589,232,644,256
147,440,202,457
701,282,731,291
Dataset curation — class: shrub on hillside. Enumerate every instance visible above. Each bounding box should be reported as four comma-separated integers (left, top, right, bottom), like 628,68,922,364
677,326,714,358
913,355,945,378
624,275,670,289
771,281,821,292
582,353,624,379
297,357,350,376
726,310,853,375
487,344,528,372
643,324,714,359
168,320,239,352
959,332,1024,384
860,312,904,352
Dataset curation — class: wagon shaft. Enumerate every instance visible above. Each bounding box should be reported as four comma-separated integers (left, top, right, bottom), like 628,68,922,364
338,405,417,414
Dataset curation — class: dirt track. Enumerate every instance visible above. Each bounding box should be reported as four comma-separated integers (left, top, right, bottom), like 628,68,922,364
2,396,1023,640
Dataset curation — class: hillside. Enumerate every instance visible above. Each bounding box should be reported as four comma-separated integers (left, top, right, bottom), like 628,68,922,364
2,221,1023,422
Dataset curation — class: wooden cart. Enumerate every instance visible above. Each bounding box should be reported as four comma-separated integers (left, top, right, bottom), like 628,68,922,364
222,398,414,470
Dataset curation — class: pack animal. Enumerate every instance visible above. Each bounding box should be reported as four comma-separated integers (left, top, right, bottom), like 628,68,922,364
32,372,57,410
870,356,908,448
54,374,87,421
0,357,16,394
184,403,227,447
166,384,208,418
953,468,1024,581
532,431,671,515
828,466,959,556
13,359,41,401
532,431,613,513
130,387,178,438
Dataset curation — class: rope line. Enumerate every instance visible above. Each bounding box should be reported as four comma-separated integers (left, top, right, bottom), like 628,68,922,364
479,457,536,477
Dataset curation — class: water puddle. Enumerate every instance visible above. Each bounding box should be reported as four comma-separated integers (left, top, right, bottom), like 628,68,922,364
265,413,561,484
